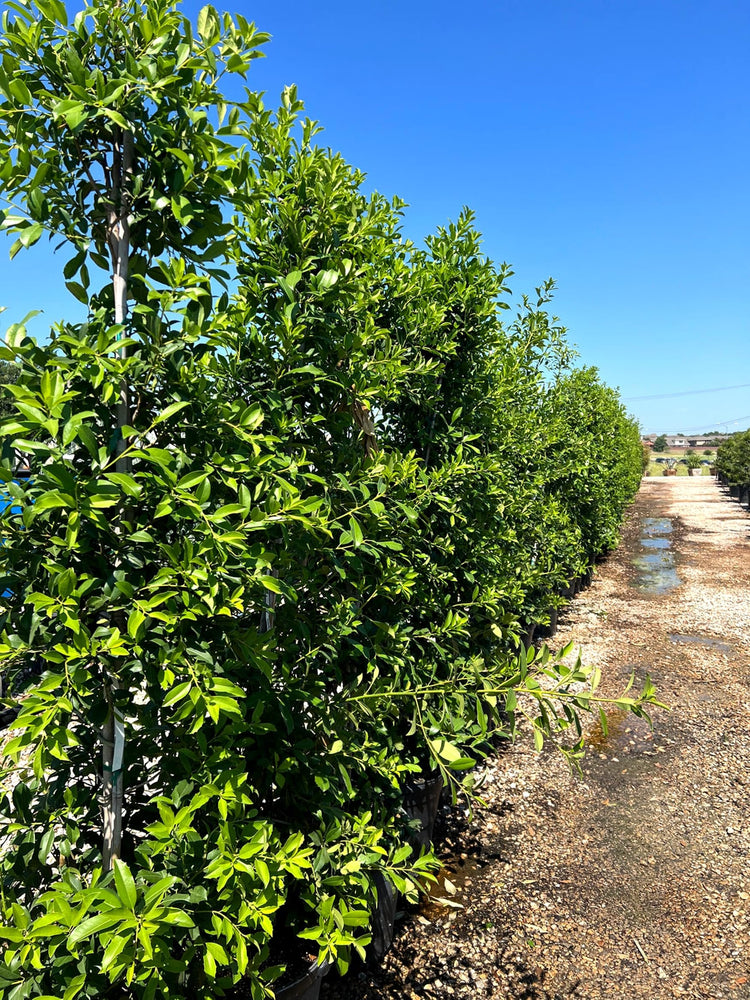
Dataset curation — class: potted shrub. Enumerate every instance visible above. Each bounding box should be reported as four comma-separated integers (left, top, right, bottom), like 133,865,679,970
686,454,702,476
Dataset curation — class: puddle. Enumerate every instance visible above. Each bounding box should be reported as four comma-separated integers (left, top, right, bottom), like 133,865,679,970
669,633,733,654
641,537,670,549
585,707,654,755
642,517,673,535
632,516,681,594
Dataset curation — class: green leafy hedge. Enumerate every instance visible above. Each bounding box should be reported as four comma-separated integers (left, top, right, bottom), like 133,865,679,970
0,1,656,998
716,430,750,485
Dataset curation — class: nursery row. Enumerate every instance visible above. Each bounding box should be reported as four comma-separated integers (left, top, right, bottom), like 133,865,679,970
0,2,658,999
716,430,750,497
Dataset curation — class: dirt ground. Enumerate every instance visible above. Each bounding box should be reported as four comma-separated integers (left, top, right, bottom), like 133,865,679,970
322,476,750,1000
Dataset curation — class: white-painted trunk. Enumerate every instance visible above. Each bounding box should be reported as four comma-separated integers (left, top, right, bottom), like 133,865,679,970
102,129,133,871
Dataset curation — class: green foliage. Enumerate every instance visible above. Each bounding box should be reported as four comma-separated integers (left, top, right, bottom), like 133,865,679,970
652,434,668,452
0,359,19,420
0,1,661,998
716,430,750,484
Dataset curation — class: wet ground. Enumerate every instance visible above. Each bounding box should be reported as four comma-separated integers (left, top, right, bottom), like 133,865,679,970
632,514,681,594
321,477,750,1000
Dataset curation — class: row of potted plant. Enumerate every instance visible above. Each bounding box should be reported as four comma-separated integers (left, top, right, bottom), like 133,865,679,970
0,3,660,998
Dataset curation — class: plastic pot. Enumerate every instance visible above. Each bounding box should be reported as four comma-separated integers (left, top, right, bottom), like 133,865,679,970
403,774,444,849
367,871,398,963
535,606,558,640
275,960,329,1000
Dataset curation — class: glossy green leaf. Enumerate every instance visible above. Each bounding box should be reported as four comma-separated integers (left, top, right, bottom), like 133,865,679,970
113,858,137,910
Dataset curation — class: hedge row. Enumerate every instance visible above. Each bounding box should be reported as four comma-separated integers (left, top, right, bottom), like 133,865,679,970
716,430,750,488
0,3,655,999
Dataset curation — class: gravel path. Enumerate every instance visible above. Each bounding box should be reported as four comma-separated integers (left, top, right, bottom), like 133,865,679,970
322,477,750,1000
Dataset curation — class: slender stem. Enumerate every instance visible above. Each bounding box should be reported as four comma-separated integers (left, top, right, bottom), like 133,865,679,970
102,128,134,872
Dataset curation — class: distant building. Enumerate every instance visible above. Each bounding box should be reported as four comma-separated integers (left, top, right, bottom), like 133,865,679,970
641,434,729,450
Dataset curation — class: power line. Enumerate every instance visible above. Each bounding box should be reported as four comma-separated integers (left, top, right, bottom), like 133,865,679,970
678,414,750,434
625,383,750,402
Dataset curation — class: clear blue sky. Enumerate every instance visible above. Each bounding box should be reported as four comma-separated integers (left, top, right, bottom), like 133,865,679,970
2,0,749,434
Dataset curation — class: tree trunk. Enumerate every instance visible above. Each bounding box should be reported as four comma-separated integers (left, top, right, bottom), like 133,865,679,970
102,128,133,871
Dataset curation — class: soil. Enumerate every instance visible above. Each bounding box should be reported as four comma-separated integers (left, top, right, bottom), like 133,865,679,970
321,477,750,1000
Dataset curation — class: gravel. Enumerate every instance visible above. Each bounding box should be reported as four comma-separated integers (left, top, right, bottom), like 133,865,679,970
321,477,750,1000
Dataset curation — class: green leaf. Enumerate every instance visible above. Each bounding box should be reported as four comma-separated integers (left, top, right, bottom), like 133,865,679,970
101,932,129,973
100,107,129,129
239,404,263,430
105,472,141,497
63,251,85,279
317,269,339,291
177,470,208,490
62,973,86,1000
113,858,137,910
35,0,67,24
30,491,71,515
19,223,44,248
57,568,76,598
428,739,461,763
37,826,55,861
65,281,89,305
153,400,190,425
127,608,145,639
447,756,475,771
276,270,302,303
348,516,363,546
206,941,229,966
163,681,192,707
203,948,217,978
197,4,221,43
9,78,32,105
69,910,129,945
159,908,194,927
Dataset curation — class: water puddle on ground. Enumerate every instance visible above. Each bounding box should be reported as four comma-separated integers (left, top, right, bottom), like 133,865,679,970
643,517,673,535
669,633,733,654
585,707,654,755
641,537,670,549
632,516,681,594
419,855,491,923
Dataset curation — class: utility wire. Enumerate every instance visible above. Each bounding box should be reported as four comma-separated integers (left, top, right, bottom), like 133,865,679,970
625,382,750,402
677,414,750,434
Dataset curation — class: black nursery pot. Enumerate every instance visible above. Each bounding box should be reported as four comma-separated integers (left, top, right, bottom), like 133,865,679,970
367,871,398,963
275,960,329,1000
367,774,445,964
535,606,558,640
403,774,444,850
561,578,578,600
